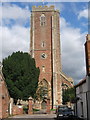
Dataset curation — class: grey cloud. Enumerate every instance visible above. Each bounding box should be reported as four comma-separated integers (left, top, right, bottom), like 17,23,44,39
1,3,30,27
2,26,30,60
60,17,86,84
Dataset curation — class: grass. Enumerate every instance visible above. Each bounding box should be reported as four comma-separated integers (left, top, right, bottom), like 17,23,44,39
33,108,40,111
50,109,56,111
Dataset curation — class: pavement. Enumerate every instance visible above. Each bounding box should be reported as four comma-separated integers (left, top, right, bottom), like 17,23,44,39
9,114,56,119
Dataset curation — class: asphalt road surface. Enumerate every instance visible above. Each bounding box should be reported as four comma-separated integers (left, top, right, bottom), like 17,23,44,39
2,114,84,120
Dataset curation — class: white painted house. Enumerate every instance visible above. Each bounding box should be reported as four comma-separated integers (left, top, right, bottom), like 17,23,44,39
75,78,87,119
75,76,90,120
75,34,90,120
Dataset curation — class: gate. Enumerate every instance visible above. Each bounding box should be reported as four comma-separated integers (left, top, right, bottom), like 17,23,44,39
41,101,47,109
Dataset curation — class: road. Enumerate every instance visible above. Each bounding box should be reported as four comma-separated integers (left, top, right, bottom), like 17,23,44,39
2,114,57,120
2,114,84,120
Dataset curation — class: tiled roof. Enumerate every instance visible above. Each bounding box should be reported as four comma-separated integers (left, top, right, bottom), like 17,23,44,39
74,77,86,88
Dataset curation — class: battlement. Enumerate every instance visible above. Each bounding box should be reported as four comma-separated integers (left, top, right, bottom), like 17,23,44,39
32,5,56,12
86,34,90,41
0,62,2,75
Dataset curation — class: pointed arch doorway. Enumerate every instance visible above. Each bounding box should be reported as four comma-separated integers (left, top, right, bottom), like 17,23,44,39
39,79,48,109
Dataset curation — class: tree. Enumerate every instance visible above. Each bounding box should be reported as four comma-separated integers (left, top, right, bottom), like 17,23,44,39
62,87,75,104
2,51,40,103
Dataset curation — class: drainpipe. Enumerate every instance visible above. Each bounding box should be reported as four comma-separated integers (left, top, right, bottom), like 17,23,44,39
86,92,89,120
75,87,77,116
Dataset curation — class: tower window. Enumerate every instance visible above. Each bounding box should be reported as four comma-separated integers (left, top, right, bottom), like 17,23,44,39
42,41,45,47
41,41,46,47
40,14,46,26
42,66,45,72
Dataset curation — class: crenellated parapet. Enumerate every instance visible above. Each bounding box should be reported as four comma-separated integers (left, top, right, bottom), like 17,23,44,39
86,34,90,41
0,62,3,75
32,5,59,13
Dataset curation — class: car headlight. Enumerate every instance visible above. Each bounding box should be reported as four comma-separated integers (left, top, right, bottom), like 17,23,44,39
58,114,63,116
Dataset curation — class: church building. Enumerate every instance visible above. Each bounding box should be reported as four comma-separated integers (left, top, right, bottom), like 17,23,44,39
30,6,73,108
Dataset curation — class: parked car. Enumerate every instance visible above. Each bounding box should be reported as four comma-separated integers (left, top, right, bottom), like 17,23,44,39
56,105,68,113
56,105,74,119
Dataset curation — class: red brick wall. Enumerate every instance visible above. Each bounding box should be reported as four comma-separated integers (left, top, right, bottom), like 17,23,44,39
31,11,53,105
85,35,90,75
0,74,10,119
33,11,53,84
30,8,62,106
0,79,2,118
12,105,23,115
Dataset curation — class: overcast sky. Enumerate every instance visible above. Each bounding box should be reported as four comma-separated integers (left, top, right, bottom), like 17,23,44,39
0,2,88,84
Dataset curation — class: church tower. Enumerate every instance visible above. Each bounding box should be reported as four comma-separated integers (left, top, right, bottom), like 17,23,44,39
30,6,62,107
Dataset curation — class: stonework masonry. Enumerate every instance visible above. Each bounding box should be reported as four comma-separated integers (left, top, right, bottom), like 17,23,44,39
60,72,74,89
30,6,73,108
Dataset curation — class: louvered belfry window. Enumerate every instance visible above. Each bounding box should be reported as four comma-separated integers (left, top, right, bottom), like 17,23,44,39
40,14,46,26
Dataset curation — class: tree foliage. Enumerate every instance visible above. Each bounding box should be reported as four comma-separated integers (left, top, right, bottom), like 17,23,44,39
2,51,40,103
62,87,75,104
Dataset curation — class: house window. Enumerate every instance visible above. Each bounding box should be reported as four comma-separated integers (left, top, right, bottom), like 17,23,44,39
40,14,46,26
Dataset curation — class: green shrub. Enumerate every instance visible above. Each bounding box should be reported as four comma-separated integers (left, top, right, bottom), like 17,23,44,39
50,109,56,111
23,106,28,114
33,108,40,111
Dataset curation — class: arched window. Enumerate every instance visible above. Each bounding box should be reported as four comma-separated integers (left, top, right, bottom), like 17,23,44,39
40,79,48,88
40,14,46,26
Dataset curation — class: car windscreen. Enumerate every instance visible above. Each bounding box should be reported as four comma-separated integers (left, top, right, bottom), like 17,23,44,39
58,109,72,114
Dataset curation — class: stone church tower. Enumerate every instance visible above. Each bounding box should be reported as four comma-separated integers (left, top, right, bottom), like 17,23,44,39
30,6,62,108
